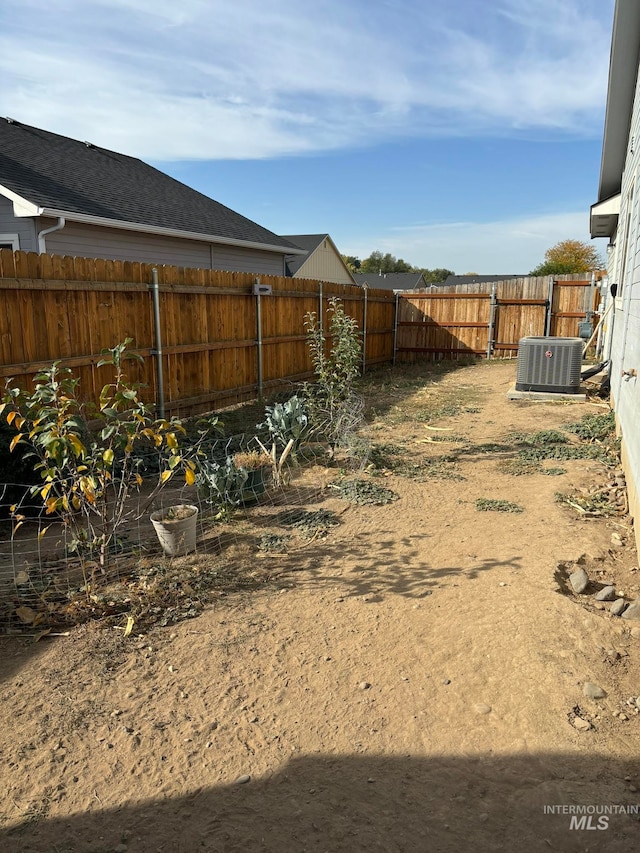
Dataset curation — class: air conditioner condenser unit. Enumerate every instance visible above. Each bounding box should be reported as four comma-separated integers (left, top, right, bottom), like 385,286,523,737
515,336,584,394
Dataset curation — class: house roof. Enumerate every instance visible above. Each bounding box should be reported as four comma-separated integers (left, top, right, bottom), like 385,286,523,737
590,0,640,237
441,274,525,286
282,234,329,276
353,272,425,291
0,118,303,255
282,233,356,283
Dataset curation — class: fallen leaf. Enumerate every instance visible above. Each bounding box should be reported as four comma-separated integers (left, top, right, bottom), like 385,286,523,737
123,616,134,638
16,605,38,624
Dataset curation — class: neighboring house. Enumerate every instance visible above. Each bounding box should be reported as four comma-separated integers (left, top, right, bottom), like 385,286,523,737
283,234,356,284
0,118,303,274
352,272,427,291
589,0,640,552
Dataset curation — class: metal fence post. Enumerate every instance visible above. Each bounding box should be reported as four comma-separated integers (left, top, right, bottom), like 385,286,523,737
544,277,554,336
255,280,264,402
486,283,497,359
149,267,165,419
362,285,368,375
392,291,399,365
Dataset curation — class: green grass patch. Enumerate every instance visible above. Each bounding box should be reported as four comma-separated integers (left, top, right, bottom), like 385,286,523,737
507,429,569,446
564,411,616,441
330,478,399,505
475,498,524,513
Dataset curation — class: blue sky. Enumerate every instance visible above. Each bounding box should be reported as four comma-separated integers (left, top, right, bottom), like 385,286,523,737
0,0,615,272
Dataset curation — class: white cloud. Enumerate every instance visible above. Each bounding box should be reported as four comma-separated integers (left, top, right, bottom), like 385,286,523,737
344,211,606,274
0,0,614,160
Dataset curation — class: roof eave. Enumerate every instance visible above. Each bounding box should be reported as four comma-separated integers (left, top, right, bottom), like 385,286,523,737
596,0,640,203
590,193,621,239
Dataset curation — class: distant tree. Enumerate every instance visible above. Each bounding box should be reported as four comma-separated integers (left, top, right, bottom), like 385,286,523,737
360,251,413,274
341,255,361,273
420,267,455,283
463,271,479,276
530,240,604,276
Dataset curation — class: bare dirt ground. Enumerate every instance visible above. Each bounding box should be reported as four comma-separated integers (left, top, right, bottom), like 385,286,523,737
1,359,639,853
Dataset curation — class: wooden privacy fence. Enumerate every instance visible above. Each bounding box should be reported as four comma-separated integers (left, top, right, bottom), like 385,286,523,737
0,249,396,416
396,275,602,361
0,251,602,414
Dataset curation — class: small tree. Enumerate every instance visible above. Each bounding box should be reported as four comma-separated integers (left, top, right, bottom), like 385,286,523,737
303,298,363,457
1,340,210,580
530,240,604,276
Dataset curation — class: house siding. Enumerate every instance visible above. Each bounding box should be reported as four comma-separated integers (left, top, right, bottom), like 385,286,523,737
294,239,353,284
607,58,640,550
39,218,286,275
0,196,37,251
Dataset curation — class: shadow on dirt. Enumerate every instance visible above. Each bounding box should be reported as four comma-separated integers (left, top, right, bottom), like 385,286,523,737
3,751,637,852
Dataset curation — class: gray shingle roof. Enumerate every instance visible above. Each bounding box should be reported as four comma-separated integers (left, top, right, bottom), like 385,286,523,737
282,234,328,276
0,118,298,251
442,274,525,286
353,272,426,290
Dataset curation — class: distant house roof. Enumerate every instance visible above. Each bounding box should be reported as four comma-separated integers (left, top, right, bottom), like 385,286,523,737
0,118,303,255
282,233,356,283
353,272,426,291
440,274,525,286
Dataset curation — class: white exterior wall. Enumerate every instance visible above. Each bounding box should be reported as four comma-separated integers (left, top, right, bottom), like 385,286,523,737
294,238,354,284
38,218,286,275
607,62,640,542
0,196,37,252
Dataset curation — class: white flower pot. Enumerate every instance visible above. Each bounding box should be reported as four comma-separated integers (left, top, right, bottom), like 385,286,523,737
150,504,198,556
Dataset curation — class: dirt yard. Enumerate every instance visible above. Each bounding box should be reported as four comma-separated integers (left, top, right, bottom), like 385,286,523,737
1,359,639,853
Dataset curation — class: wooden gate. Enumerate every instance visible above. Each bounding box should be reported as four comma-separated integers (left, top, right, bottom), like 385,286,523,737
396,276,602,361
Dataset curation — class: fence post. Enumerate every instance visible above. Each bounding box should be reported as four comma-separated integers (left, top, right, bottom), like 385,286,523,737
149,267,165,419
392,292,399,365
544,277,554,336
362,285,368,375
486,283,497,359
255,279,264,402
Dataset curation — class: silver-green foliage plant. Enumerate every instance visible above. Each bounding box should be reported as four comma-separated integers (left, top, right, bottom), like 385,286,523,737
259,395,309,449
196,456,248,515
303,298,363,456
1,340,208,577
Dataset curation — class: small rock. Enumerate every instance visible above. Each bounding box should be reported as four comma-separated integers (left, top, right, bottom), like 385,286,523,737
442,678,451,685
583,682,606,700
473,703,492,715
595,585,616,601
569,568,589,594
573,716,591,731
619,713,629,721
610,599,627,617
168,665,176,673
359,681,371,690
610,533,624,549
629,784,638,793
478,813,489,822
622,602,640,621
630,627,640,639
235,774,251,784
499,582,507,587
